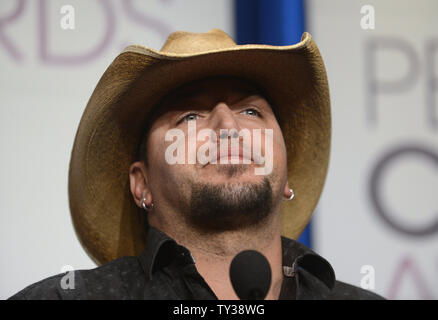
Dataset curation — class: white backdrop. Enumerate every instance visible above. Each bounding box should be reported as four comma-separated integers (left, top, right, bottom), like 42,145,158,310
0,0,233,299
309,0,438,299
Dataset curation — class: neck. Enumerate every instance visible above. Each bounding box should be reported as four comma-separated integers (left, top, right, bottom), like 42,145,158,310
149,209,284,300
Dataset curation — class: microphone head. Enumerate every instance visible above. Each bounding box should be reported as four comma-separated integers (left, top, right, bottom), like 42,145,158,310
229,250,272,300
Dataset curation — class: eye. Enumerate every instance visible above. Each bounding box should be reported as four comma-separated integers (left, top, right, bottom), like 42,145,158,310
178,113,199,124
241,108,260,117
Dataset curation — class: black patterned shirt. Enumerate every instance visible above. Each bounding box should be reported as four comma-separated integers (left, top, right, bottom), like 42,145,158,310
8,226,384,300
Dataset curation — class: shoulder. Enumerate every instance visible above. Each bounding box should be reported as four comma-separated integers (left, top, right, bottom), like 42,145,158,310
329,280,386,300
8,272,70,300
8,256,144,300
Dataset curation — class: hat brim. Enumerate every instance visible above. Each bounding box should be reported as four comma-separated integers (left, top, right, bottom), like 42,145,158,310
68,32,331,265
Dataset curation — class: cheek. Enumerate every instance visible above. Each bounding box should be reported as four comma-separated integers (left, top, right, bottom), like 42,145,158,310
272,127,288,171
147,128,191,179
146,129,176,179
147,130,164,165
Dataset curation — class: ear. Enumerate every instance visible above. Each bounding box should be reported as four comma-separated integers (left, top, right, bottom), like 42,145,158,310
283,180,292,199
129,161,152,208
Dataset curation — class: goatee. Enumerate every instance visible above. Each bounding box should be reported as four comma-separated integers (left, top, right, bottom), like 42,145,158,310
185,173,274,233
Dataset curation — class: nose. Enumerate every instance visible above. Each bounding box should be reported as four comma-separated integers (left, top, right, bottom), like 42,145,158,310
209,102,241,139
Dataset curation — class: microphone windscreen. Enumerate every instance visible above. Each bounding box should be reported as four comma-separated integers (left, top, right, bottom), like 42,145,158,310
229,250,272,300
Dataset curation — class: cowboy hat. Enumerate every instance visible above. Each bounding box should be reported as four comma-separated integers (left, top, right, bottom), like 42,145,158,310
69,29,331,265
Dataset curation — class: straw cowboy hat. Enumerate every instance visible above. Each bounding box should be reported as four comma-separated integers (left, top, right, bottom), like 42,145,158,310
69,29,331,266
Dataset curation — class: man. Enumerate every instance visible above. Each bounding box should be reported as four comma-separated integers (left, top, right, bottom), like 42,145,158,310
9,29,384,300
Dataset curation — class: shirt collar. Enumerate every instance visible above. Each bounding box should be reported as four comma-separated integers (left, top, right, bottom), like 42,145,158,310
138,226,336,291
281,236,336,290
138,226,194,281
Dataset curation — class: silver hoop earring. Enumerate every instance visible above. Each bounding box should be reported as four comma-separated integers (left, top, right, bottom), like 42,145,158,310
285,188,294,201
141,197,154,211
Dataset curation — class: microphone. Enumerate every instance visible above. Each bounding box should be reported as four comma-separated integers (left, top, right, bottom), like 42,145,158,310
229,250,272,300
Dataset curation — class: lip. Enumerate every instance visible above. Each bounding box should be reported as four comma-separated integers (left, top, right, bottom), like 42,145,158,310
215,148,253,164
199,144,254,167
217,155,246,163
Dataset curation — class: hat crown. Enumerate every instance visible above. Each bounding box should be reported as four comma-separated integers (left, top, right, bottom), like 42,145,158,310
160,29,237,54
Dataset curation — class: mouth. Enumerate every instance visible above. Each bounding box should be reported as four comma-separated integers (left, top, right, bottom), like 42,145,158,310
215,147,253,164
199,148,254,167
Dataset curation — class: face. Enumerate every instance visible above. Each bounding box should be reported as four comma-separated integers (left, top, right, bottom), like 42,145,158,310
130,76,291,233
